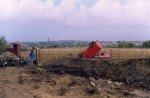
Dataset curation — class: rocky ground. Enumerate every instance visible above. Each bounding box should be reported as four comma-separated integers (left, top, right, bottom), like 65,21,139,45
0,52,150,98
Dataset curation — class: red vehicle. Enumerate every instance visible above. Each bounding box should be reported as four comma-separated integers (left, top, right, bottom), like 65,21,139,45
78,41,111,58
94,53,111,58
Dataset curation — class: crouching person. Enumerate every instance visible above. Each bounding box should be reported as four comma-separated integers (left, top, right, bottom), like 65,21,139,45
28,50,35,64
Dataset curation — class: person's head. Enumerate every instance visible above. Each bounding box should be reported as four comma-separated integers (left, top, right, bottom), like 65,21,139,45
31,50,33,53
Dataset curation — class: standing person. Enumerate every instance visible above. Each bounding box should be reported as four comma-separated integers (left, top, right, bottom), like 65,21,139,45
28,50,35,64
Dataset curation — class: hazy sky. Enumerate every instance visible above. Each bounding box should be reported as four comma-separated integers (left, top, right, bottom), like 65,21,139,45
0,0,150,42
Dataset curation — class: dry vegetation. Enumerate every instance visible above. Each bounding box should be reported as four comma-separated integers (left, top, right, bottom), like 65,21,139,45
36,48,150,64
9,58,150,98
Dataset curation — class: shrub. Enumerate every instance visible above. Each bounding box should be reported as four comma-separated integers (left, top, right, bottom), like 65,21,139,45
0,36,7,53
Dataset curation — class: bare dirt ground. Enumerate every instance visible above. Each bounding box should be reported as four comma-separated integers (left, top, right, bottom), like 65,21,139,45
0,58,150,98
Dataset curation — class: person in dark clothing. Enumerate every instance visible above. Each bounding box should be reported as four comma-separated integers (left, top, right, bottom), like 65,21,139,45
28,50,35,64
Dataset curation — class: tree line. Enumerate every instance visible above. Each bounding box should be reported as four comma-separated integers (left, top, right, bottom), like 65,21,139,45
142,41,150,48
1,36,150,53
117,41,150,48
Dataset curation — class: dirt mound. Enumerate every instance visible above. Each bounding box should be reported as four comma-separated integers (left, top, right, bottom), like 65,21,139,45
107,59,150,90
43,58,150,90
0,64,149,97
19,65,138,97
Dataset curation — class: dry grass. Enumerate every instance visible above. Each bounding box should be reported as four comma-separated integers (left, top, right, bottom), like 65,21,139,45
37,48,86,64
100,48,150,59
21,47,150,64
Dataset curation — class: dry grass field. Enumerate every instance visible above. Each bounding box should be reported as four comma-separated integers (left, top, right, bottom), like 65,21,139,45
28,47,150,65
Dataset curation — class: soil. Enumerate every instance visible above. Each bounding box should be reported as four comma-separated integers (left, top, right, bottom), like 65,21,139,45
0,58,150,97
44,58,150,90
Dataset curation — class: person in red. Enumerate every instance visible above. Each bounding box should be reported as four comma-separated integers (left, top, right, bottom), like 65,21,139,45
28,50,35,64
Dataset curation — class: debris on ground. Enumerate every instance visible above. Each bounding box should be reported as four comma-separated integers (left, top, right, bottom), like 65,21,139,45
0,57,150,97
43,58,150,91
0,52,19,67
17,64,150,97
0,52,26,67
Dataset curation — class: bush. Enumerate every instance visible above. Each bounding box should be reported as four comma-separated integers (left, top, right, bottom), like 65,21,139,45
117,42,135,48
142,41,150,48
124,43,135,48
0,36,7,53
53,45,59,48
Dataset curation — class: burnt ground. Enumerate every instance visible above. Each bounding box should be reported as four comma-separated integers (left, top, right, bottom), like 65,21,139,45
44,58,150,91
0,58,150,97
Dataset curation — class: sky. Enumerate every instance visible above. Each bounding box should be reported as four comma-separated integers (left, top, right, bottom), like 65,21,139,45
0,0,150,42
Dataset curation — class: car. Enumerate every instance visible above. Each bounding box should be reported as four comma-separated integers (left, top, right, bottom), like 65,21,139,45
78,41,111,58
94,53,111,58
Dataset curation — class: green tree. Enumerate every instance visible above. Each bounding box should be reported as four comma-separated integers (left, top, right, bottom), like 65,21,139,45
118,43,124,48
0,36,7,53
53,45,58,48
125,43,135,48
142,41,150,48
